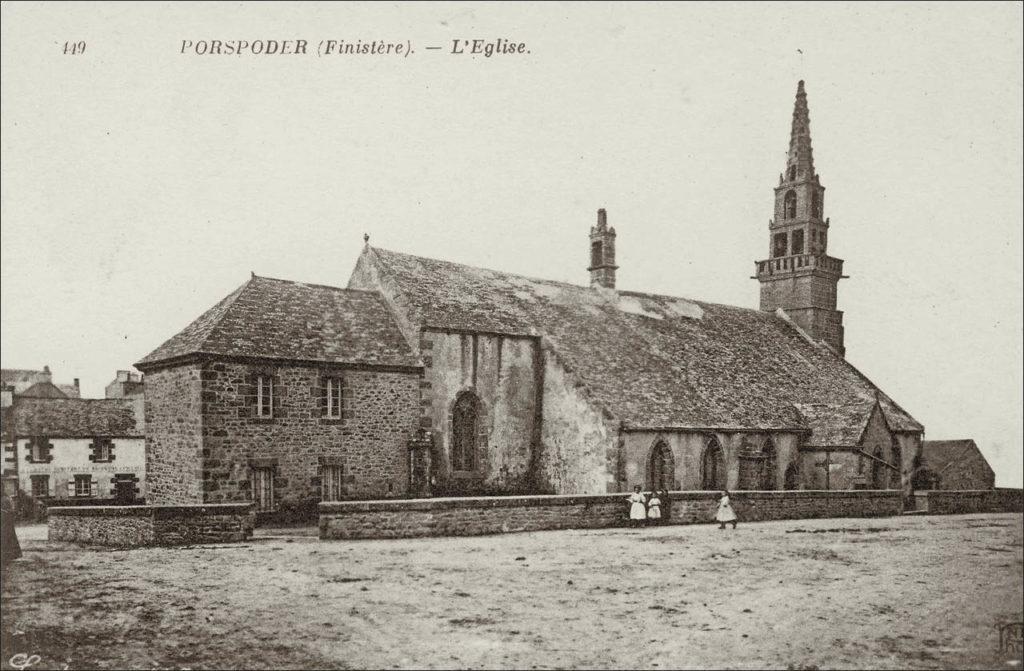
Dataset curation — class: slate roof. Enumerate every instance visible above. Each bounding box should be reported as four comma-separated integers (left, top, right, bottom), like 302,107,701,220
922,440,993,475
19,382,69,399
362,247,923,437
1,368,51,394
9,398,142,437
136,275,418,369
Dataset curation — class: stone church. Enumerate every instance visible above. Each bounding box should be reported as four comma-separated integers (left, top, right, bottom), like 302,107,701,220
136,81,924,516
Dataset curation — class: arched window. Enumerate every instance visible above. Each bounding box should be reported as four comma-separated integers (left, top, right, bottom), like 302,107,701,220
590,241,603,268
811,192,821,219
648,440,675,491
784,190,797,219
788,165,797,181
761,440,778,490
451,391,480,472
701,437,726,490
871,446,885,489
784,462,800,490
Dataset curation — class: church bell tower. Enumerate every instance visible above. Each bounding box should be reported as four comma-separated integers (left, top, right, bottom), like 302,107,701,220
755,80,847,356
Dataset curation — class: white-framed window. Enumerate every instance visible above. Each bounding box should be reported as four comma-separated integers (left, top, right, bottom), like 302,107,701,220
321,464,344,501
256,375,274,418
73,474,93,497
251,467,275,512
326,377,343,419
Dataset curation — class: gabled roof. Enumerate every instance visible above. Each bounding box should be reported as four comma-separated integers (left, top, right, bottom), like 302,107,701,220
136,275,418,370
1,368,51,394
359,247,924,435
19,381,68,399
922,439,993,475
56,383,81,399
10,398,142,438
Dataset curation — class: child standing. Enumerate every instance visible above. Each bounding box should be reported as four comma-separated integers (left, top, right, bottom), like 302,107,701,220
647,490,663,525
627,485,647,527
716,490,738,530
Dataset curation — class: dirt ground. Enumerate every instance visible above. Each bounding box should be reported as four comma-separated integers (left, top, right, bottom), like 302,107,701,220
1,513,1021,670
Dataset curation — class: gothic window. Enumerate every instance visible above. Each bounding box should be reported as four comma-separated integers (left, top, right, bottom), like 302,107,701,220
820,231,827,248
451,391,480,472
773,232,788,258
784,190,797,219
590,241,603,268
648,440,675,491
761,440,778,490
784,463,800,490
788,165,796,181
701,437,725,490
791,229,805,255
811,192,821,219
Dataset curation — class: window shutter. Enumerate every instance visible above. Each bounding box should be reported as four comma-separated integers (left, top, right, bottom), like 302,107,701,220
66,481,75,497
49,480,55,497
90,480,98,498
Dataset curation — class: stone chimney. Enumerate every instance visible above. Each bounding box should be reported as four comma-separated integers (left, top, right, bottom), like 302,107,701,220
588,208,618,289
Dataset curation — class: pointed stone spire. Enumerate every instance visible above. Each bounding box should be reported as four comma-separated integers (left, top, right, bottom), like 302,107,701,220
786,80,815,182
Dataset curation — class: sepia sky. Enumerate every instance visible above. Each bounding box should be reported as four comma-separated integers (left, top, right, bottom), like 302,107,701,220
2,2,1021,485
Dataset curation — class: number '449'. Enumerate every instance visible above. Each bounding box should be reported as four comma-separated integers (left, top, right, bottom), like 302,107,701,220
63,41,86,55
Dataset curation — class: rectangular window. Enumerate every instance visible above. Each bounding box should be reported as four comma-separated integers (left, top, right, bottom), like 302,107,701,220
251,467,275,512
321,464,345,502
31,442,46,462
791,229,805,255
326,377,343,419
256,375,274,418
113,474,136,502
74,474,93,498
772,232,788,258
30,475,50,498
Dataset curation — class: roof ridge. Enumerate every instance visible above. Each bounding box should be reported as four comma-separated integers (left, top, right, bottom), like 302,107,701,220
374,246,774,316
251,274,367,294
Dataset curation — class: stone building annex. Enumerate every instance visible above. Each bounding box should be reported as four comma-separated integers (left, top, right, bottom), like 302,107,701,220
134,81,926,517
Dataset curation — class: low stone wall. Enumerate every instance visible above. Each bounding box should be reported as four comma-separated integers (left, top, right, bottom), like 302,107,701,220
913,488,1024,515
48,504,255,547
320,490,903,540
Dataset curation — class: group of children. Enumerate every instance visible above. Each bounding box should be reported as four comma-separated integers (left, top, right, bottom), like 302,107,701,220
626,485,739,529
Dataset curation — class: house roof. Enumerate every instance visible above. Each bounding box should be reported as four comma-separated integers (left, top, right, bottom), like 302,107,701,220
1,368,51,394
922,439,993,475
56,383,81,399
19,381,69,399
9,398,143,437
359,246,923,437
136,275,419,370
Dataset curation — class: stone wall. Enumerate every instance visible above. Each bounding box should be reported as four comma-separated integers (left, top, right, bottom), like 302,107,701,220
320,490,902,540
144,366,204,504
199,360,420,510
48,503,255,547
913,488,1023,515
538,350,617,494
419,330,541,496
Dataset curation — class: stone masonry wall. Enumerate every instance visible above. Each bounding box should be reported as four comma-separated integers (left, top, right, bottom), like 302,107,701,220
144,365,204,505
320,490,902,540
200,361,420,511
914,488,1023,515
48,504,254,547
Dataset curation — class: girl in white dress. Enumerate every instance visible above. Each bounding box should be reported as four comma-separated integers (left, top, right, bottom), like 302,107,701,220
647,491,662,524
627,485,647,527
716,490,738,529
